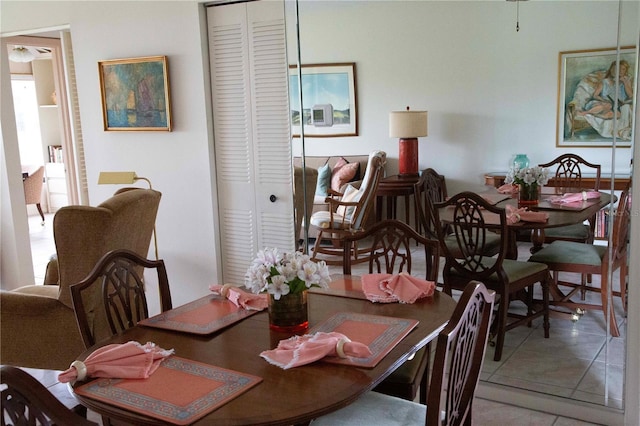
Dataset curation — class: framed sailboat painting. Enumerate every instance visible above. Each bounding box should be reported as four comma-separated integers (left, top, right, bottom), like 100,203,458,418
98,56,172,131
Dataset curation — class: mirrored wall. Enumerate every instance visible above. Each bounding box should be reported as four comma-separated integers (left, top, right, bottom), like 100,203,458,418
286,0,638,415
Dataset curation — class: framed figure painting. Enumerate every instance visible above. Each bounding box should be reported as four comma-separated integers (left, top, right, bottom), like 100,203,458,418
556,46,635,147
289,63,358,137
99,56,172,131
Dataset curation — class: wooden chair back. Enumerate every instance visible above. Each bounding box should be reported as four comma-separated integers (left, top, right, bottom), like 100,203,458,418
611,189,630,263
427,281,495,425
1,365,97,426
349,150,386,230
414,168,448,240
341,219,439,280
70,249,173,348
539,153,601,190
434,191,509,285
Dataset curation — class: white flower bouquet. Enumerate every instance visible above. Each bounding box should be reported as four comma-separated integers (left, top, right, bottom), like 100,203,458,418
505,166,549,187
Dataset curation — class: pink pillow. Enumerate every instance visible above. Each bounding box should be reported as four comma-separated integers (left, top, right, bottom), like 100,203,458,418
331,160,359,192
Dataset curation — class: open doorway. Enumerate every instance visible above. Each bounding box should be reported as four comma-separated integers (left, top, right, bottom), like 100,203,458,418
5,33,86,284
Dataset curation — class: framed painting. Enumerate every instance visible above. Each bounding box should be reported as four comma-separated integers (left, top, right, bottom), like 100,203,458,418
289,63,357,137
98,56,172,131
556,46,635,147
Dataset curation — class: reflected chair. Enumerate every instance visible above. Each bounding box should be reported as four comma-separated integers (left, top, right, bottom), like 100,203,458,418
310,150,386,265
538,154,601,246
311,281,495,426
528,189,630,337
1,365,97,426
341,219,440,404
1,188,161,370
294,166,319,250
23,165,46,225
434,192,550,361
71,249,173,348
414,168,501,260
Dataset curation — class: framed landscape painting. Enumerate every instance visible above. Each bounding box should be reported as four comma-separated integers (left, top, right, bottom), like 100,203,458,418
99,56,172,131
289,63,358,137
556,46,635,147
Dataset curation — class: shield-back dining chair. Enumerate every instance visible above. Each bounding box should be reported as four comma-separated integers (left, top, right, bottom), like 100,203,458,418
311,281,495,426
528,188,630,337
341,219,440,404
434,191,551,361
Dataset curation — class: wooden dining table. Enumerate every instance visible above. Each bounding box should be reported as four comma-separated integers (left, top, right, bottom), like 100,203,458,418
71,276,456,426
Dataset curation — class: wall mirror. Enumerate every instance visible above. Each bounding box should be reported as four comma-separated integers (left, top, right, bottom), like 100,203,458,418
286,0,638,419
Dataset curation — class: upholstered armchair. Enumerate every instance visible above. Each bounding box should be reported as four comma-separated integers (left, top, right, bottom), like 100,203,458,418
0,188,161,370
22,165,46,225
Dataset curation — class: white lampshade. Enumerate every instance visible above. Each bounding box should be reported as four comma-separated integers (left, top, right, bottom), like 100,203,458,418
9,46,35,63
389,109,428,138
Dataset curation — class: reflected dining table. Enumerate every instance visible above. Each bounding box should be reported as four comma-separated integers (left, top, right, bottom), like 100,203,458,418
71,276,456,426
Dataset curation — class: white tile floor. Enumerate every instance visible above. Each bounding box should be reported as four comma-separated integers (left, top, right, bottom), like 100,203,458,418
28,214,617,425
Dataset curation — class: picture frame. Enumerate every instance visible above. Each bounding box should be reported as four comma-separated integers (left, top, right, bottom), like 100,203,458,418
556,46,635,147
98,56,172,131
289,63,357,137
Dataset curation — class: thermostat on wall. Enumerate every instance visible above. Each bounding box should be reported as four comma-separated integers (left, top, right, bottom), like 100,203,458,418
311,104,333,127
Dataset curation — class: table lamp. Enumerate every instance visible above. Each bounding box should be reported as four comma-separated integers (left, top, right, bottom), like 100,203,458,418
389,107,428,177
98,171,158,259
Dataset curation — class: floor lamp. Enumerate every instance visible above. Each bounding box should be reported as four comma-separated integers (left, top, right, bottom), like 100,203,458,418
97,171,159,260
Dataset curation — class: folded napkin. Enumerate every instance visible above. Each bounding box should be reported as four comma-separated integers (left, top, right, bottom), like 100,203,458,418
58,341,174,383
506,204,549,224
361,273,435,304
260,332,372,370
209,283,268,311
497,183,519,196
548,191,600,204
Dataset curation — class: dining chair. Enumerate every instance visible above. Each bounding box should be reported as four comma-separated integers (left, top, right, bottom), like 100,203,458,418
310,150,386,265
538,154,601,246
341,219,440,404
22,165,46,225
414,168,501,260
311,281,495,426
434,191,550,361
528,189,630,337
70,248,173,349
1,365,97,426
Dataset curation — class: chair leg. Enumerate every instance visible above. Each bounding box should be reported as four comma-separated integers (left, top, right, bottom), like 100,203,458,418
36,203,45,225
600,271,620,337
493,291,509,361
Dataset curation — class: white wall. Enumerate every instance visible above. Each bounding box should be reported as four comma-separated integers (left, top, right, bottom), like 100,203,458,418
1,1,221,307
288,0,637,194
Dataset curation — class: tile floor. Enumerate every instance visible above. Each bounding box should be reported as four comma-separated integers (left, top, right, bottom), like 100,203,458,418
27,214,620,425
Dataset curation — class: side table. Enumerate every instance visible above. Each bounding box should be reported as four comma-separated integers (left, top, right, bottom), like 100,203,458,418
376,174,421,231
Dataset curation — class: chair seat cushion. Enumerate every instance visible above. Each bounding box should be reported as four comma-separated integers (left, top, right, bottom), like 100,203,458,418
529,240,606,266
12,285,59,298
450,257,548,283
443,232,501,258
544,223,589,240
311,390,425,426
310,211,351,229
373,346,427,399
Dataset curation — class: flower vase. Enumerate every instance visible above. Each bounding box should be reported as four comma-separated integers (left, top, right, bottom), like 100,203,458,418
513,154,530,170
519,184,539,207
267,291,309,333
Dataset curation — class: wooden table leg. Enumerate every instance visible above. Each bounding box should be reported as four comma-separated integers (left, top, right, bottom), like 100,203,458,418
530,228,545,254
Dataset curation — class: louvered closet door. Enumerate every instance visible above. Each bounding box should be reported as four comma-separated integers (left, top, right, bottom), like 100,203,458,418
208,0,294,285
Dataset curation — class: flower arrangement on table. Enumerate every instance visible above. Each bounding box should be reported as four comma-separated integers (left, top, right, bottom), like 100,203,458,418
505,166,550,206
244,247,331,300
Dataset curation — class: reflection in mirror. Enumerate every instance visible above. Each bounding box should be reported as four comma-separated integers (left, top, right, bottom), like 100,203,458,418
286,0,638,419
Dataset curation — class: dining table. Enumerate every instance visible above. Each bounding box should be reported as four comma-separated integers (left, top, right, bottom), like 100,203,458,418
70,276,456,426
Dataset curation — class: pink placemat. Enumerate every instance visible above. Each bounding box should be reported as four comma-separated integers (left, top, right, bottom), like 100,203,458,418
138,294,261,335
309,276,367,300
536,198,600,211
310,312,419,368
74,356,262,425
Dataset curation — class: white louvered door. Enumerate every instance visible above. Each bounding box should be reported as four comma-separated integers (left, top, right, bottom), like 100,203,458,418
208,1,294,285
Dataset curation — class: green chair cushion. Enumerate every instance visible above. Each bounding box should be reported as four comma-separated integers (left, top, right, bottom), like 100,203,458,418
450,257,547,283
443,232,501,258
544,223,589,240
529,240,606,267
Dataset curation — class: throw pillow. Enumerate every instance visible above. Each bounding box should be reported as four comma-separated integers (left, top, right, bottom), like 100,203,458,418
331,159,359,192
336,184,363,219
315,163,332,197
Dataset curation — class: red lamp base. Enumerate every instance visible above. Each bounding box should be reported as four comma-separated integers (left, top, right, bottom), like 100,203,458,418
398,138,419,177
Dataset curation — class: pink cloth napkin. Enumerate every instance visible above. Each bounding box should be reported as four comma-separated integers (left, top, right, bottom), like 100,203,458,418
506,205,549,224
497,183,519,196
548,191,600,204
209,284,268,311
361,273,435,304
260,332,372,370
58,341,174,383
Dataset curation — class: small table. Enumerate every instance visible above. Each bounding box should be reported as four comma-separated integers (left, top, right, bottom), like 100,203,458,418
376,174,420,229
